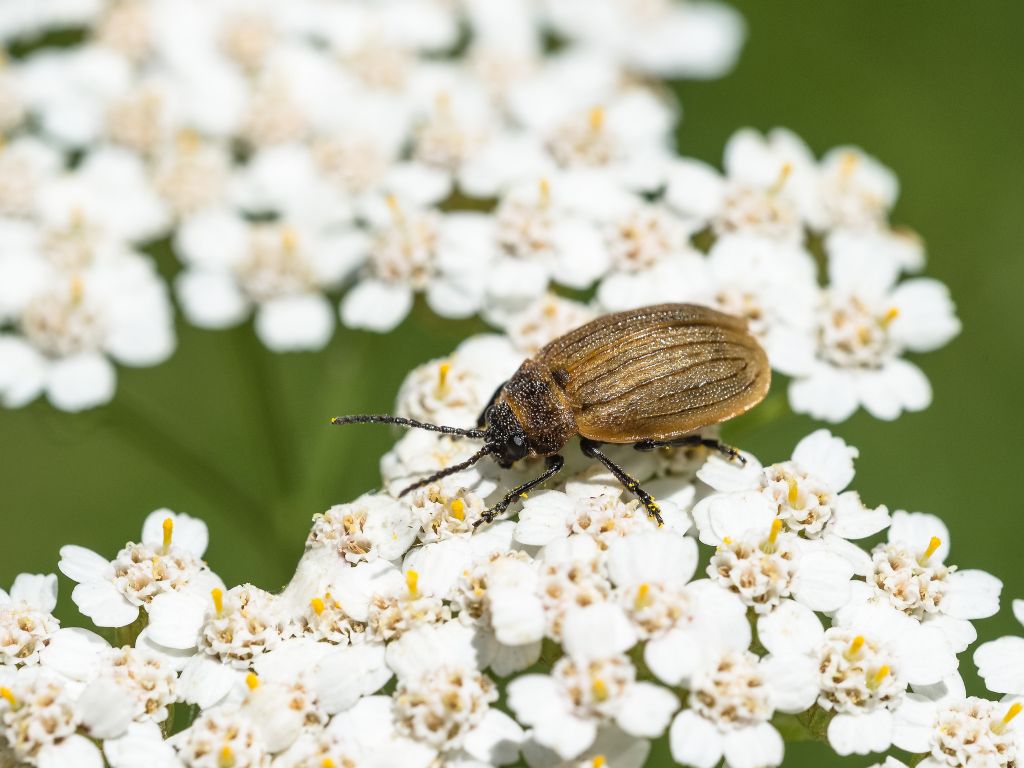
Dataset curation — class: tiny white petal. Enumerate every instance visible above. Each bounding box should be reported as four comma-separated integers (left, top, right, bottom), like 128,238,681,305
58,545,112,583
722,722,784,768
614,682,678,737
71,580,139,627
669,710,724,768
827,710,894,756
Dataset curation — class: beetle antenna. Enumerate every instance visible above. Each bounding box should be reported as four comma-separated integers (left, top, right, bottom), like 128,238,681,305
397,444,495,497
330,414,486,439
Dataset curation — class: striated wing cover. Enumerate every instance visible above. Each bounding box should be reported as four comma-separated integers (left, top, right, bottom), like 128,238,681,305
538,304,771,443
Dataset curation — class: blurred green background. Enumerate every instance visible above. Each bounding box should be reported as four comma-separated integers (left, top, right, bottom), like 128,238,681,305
2,3,1021,765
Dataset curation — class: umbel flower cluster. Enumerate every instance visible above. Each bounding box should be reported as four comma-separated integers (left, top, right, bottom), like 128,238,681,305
0,0,959,418
2,329,1020,768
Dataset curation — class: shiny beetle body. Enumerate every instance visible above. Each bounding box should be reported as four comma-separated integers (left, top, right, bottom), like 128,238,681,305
333,303,770,525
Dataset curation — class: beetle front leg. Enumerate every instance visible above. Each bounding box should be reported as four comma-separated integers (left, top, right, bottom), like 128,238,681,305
476,383,505,428
474,454,565,528
633,435,746,464
579,439,664,526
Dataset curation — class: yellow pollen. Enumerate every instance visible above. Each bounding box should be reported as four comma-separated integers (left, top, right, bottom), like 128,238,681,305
176,128,200,153
839,151,860,177
322,760,338,768
211,588,224,617
845,635,865,660
246,673,260,690
519,492,529,499
162,517,174,553
310,597,326,616
881,307,900,327
1003,702,1022,725
218,746,235,768
761,518,783,552
592,756,607,768
920,536,942,565
869,665,890,689
281,227,299,253
0,687,16,708
385,193,404,225
450,498,465,521
437,361,451,391
722,536,732,545
588,106,605,132
405,569,419,598
857,325,872,345
69,275,85,304
634,582,653,610
539,177,551,206
787,477,799,505
591,677,609,702
768,162,793,195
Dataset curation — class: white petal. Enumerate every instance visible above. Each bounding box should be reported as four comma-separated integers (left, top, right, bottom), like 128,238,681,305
695,453,762,493
0,335,46,407
255,293,334,351
58,545,112,583
10,572,58,612
531,714,597,761
1015,599,1024,627
507,675,566,727
889,278,961,352
489,640,542,677
760,653,820,713
943,569,1002,619
891,694,938,753
614,682,678,737
39,627,110,681
887,511,949,561
722,722,784,768
606,531,698,588
923,614,976,654
829,492,890,540
792,550,853,612
861,360,931,419
331,559,401,622
340,280,413,332
38,734,104,768
756,599,823,656
788,365,860,423
792,429,856,491
103,722,179,768
402,538,473,598
896,623,957,686
974,636,1024,695
174,269,249,328
561,603,637,660
386,621,483,680
178,655,243,709
827,710,894,756
145,591,206,649
463,708,525,766
316,642,392,712
71,580,139,627
490,589,546,646
669,710,723,768
253,637,334,683
47,352,116,412
692,490,775,546
142,509,208,557
645,629,701,686
77,677,134,739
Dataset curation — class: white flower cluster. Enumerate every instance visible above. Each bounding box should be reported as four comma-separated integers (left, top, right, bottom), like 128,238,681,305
3,334,1017,768
0,0,960,422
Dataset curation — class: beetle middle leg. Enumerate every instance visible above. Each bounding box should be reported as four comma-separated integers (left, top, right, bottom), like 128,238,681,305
633,435,746,464
474,454,565,528
579,438,664,526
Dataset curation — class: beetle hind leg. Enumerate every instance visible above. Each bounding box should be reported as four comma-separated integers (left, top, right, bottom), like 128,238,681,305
579,438,664,526
474,454,565,528
633,435,746,465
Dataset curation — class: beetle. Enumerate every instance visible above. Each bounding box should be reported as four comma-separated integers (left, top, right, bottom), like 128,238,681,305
332,303,770,527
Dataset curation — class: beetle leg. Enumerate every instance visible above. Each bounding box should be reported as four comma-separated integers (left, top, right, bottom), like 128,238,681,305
579,439,665,526
474,454,565,528
633,436,745,464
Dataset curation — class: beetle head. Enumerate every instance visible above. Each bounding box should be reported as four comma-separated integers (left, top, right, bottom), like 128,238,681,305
481,400,530,468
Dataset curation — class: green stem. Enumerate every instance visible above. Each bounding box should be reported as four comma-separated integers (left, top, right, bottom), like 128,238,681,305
112,610,148,648
237,328,293,496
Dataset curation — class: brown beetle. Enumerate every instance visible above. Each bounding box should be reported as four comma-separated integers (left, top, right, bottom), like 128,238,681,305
332,303,770,526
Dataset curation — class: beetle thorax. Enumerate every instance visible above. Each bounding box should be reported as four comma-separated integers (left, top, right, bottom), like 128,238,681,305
501,360,577,457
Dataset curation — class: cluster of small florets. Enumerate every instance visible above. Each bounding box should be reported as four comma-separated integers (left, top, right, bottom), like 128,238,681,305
3,335,1019,768
0,0,960,421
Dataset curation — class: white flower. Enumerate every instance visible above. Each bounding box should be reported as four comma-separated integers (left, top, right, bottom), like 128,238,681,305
508,604,677,760
668,650,788,768
974,599,1024,695
103,722,180,768
520,725,651,768
307,493,419,565
787,234,961,421
340,202,491,332
695,430,890,554
196,584,285,670
175,211,362,350
0,573,59,667
394,334,522,428
837,511,1002,652
893,688,1023,768
666,127,819,242
816,146,900,232
98,646,178,724
171,706,269,768
497,293,596,356
0,250,175,411
58,510,222,629
542,0,746,79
